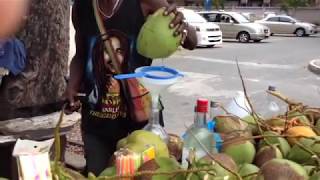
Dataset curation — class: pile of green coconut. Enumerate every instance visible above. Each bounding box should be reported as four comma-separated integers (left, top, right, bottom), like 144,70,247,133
92,90,320,180
45,8,320,180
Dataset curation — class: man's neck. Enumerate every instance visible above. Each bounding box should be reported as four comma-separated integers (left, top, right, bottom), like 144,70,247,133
98,0,120,15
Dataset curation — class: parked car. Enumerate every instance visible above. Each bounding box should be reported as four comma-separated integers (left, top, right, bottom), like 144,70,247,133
179,8,223,47
240,12,257,22
198,11,270,43
255,15,318,37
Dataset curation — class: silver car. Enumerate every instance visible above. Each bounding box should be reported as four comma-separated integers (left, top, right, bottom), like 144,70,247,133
256,15,318,37
198,11,270,43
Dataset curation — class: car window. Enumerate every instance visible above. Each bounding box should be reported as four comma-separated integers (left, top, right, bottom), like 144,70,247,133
202,13,219,22
182,10,207,23
220,14,234,23
280,17,293,23
267,17,279,22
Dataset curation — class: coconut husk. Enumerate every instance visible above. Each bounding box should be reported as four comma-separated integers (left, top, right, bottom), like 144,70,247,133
200,153,238,172
167,133,183,162
258,159,308,180
135,159,160,180
254,146,282,167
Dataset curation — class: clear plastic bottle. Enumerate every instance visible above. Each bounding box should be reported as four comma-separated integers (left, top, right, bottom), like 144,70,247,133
225,91,252,118
209,101,225,121
266,86,280,118
252,85,287,119
181,98,216,168
143,105,169,143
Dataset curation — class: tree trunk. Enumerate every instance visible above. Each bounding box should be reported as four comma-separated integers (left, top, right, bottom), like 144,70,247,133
0,0,70,120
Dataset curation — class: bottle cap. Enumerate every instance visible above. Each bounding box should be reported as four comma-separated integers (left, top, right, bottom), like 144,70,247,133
268,86,276,91
197,98,209,113
210,101,219,108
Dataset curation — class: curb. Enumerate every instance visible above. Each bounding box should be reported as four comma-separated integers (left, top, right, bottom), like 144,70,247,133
308,59,320,75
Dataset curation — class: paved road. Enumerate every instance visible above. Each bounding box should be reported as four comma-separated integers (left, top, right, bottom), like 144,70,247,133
154,34,320,135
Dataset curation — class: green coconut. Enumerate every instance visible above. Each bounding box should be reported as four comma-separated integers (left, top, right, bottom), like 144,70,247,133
242,115,260,135
265,117,285,127
190,153,238,180
310,172,320,180
303,165,316,176
257,159,308,180
287,111,311,125
99,166,116,177
117,130,169,158
135,157,185,180
116,137,127,149
51,162,87,180
259,131,291,157
287,137,320,165
315,118,320,134
254,146,283,167
215,115,249,134
222,140,256,165
264,118,291,132
137,8,182,59
238,164,260,180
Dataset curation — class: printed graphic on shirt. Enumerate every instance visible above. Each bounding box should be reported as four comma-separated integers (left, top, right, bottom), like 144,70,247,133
87,30,129,120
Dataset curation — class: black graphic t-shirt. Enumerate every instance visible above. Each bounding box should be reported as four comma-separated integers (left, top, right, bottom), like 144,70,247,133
75,0,151,139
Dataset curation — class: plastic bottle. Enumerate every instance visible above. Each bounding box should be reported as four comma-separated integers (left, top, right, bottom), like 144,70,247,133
181,98,216,168
143,103,169,143
225,91,252,118
262,86,281,119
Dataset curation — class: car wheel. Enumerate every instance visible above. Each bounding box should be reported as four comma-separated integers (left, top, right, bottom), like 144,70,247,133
253,39,262,42
295,28,305,37
238,32,250,43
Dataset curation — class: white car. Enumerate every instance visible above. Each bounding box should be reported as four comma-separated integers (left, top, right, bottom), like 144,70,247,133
256,15,318,37
179,8,222,47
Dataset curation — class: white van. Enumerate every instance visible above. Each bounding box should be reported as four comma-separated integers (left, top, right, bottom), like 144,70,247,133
179,8,223,47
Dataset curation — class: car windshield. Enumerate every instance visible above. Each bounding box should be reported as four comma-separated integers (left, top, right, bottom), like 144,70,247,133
183,11,207,23
232,13,250,23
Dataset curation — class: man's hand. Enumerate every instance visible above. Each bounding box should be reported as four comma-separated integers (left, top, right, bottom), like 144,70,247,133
141,0,197,50
163,4,188,45
64,86,82,114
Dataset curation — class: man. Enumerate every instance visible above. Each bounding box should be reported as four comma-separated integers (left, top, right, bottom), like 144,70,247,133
65,0,197,175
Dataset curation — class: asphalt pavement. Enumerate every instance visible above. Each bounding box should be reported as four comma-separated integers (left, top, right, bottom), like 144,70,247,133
155,34,320,135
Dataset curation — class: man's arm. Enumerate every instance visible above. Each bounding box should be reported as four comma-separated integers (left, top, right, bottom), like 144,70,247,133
65,3,85,108
141,0,197,50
